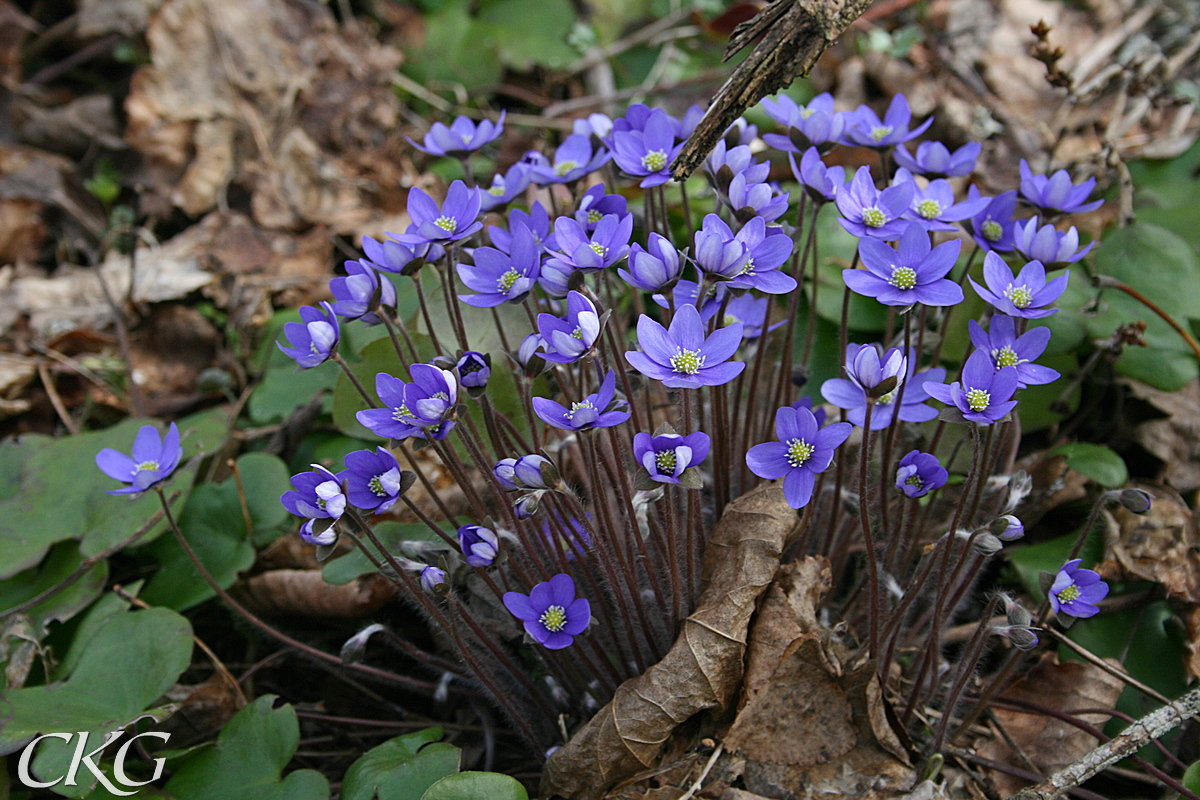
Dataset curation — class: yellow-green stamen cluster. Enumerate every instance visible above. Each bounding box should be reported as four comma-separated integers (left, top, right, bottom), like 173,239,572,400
498,269,521,293
554,160,578,177
434,215,457,233
862,207,887,228
982,219,1003,241
889,266,917,290
739,257,756,276
540,605,567,632
567,400,595,420
642,150,667,171
1005,285,1033,309
966,388,990,412
586,209,603,224
391,404,412,422
786,438,815,467
871,125,894,142
488,184,506,196
670,348,704,375
135,460,160,473
654,450,678,474
994,346,1020,367
590,242,608,258
917,199,942,220
904,475,923,488
877,389,897,405
1056,584,1081,603
368,476,387,496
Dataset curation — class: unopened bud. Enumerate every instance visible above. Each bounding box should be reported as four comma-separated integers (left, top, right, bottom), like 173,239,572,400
420,565,448,594
1005,626,1040,650
973,532,1003,557
341,623,385,664
991,515,1025,541
1118,488,1153,514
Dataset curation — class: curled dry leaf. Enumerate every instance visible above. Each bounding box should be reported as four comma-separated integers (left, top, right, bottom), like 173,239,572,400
540,481,798,800
230,569,398,619
977,652,1124,797
1125,378,1200,494
1099,483,1200,603
1011,451,1090,529
160,671,246,747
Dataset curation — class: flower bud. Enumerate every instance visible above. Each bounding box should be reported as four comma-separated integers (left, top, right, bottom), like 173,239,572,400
517,332,547,377
973,532,1003,557
1118,488,1153,515
991,515,1024,541
514,454,556,490
513,491,542,519
456,351,491,390
458,524,499,567
493,458,519,491
299,519,338,547
420,565,448,594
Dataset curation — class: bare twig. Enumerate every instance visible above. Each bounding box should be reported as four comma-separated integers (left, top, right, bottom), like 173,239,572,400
38,361,79,435
1009,685,1200,800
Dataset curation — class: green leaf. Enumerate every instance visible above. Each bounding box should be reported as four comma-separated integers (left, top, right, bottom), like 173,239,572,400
164,696,329,800
404,5,502,89
1184,758,1200,795
341,727,460,800
478,0,578,72
49,583,143,681
1052,442,1129,488
249,362,337,425
0,541,107,634
811,204,888,332
420,771,528,800
323,521,451,585
140,452,289,609
0,608,193,794
0,415,223,579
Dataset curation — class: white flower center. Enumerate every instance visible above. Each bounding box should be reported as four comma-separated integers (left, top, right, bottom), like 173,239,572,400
642,150,668,171
670,348,705,375
862,206,886,228
994,346,1021,367
540,604,567,631
434,215,457,233
498,269,521,293
786,438,815,467
1005,285,1033,309
555,160,579,177
566,400,595,420
917,199,942,220
368,475,388,496
1057,584,1081,603
655,450,677,473
877,388,897,405
966,388,990,412
889,265,917,290
488,184,506,196
982,219,1003,241
589,242,608,258
739,257,756,276
135,460,160,473
391,404,412,421
871,125,894,142
586,209,603,224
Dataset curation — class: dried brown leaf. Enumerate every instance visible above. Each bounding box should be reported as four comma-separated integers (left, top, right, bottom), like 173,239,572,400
1126,378,1200,494
541,482,798,800
978,652,1125,796
230,570,398,619
1098,483,1200,603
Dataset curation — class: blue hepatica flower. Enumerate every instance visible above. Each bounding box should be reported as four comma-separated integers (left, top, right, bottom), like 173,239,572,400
1019,160,1104,216
528,134,611,184
361,235,424,274
694,213,751,280
760,92,845,152
278,302,339,369
1049,559,1109,618
574,184,630,233
894,450,947,498
455,351,491,390
724,217,796,294
968,315,1059,388
356,371,429,441
618,233,682,292
848,221,963,307
503,573,591,650
545,214,633,274
651,279,724,321
822,353,946,429
836,166,915,240
344,446,409,514
967,188,1018,253
490,202,557,253
706,141,770,189
893,140,980,178
722,293,784,339
330,259,396,324
969,252,1068,319
457,223,541,307
611,108,683,188
633,430,711,484
894,168,990,232
726,173,790,223
282,464,347,523
400,363,458,434
96,422,183,496
746,405,853,509
409,111,505,157
1012,217,1094,268
842,94,933,148
789,147,845,204
609,103,679,140
843,343,907,395
537,290,603,365
398,181,483,248
478,162,532,212
420,565,448,594
533,370,630,431
925,350,1019,425
458,524,499,567
626,303,745,389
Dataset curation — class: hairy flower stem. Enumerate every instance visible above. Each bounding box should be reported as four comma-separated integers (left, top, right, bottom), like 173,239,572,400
878,310,915,533
439,256,471,352
332,352,374,408
152,488,449,697
411,270,444,355
679,179,695,243
930,246,979,367
858,400,882,662
928,593,1002,755
380,309,418,367
801,203,822,364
